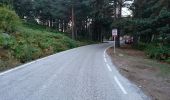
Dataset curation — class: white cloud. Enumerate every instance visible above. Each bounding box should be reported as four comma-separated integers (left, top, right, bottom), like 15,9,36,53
122,8,132,17
122,1,133,17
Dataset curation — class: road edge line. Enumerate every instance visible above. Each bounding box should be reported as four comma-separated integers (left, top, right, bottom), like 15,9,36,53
0,50,69,76
0,61,36,76
104,45,128,95
114,76,128,94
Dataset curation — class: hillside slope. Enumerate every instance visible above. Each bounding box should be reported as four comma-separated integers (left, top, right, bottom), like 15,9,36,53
0,7,80,71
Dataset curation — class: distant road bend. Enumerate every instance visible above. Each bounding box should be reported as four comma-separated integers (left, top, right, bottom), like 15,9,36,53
0,43,149,100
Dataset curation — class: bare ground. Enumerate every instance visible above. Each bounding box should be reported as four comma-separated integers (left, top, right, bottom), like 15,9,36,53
107,45,170,100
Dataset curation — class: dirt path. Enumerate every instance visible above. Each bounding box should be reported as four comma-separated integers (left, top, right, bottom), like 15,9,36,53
107,46,170,100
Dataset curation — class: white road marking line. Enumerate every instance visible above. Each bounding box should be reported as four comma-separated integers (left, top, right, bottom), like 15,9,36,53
103,52,106,57
0,61,36,76
0,51,69,76
104,46,113,72
114,76,128,94
104,45,113,59
106,64,112,72
104,45,128,95
104,58,107,63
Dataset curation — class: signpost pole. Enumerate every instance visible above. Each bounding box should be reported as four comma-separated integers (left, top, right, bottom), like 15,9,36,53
114,36,116,54
112,29,117,54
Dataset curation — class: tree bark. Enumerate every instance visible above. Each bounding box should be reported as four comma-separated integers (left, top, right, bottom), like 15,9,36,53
71,5,75,39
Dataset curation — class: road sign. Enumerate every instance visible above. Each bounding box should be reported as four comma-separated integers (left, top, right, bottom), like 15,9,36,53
112,29,117,54
112,29,117,36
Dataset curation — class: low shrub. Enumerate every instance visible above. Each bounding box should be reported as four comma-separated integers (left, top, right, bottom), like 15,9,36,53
133,42,170,61
9,26,79,63
0,33,15,49
12,44,38,63
132,42,147,50
165,58,170,64
0,6,21,32
61,37,78,48
146,44,170,60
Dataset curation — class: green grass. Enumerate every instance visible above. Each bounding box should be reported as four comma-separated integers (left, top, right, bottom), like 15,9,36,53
0,25,81,70
0,24,80,68
12,26,78,62
23,22,58,33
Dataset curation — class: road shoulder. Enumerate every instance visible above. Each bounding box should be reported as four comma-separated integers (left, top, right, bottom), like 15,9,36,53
107,46,170,100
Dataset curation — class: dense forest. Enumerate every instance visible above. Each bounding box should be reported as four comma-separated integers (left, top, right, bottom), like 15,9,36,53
0,0,125,42
0,0,169,63
114,0,170,61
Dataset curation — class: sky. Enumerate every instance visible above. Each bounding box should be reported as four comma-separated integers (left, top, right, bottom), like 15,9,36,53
122,1,133,17
122,8,132,17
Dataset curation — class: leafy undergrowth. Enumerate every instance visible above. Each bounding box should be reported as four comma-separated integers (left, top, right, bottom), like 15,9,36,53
0,26,81,71
133,42,170,63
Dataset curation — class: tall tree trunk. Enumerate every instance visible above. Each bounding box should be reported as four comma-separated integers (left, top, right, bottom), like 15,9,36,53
71,5,75,39
116,0,122,47
62,20,65,32
58,19,61,32
48,20,51,27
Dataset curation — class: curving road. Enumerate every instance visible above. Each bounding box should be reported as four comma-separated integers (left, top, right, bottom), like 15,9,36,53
0,43,149,100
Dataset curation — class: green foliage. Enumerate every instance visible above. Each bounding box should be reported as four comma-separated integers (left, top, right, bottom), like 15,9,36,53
0,7,79,64
0,2,98,71
0,0,118,41
115,1,170,62
9,26,79,63
0,6,21,32
0,33,15,49
133,42,170,61
23,22,59,33
132,42,147,51
146,44,170,60
12,44,38,63
165,58,170,64
61,37,77,48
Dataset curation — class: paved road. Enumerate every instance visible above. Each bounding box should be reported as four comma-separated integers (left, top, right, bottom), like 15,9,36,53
0,43,149,100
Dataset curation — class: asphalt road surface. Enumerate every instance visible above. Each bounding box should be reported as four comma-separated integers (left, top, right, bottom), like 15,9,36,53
0,43,149,100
